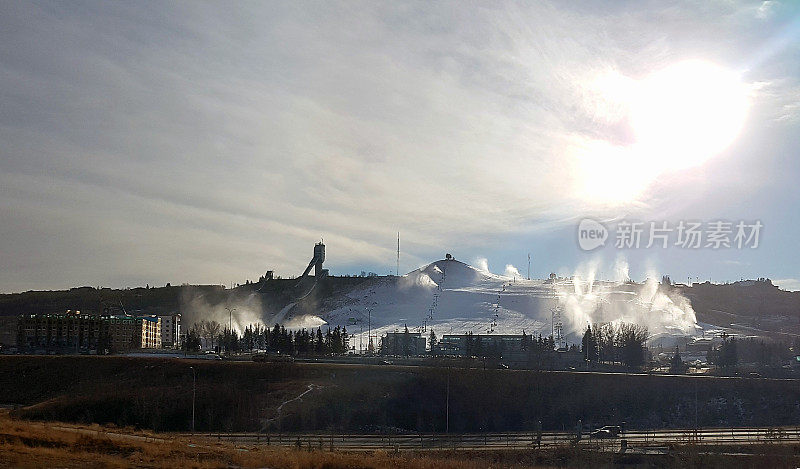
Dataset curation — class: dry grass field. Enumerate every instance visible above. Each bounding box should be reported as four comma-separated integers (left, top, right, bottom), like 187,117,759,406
2,410,800,468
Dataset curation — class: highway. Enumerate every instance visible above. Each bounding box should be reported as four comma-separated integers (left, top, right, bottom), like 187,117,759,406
195,426,800,451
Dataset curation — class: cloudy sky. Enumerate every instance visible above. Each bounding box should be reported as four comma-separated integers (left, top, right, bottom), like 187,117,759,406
1,1,799,292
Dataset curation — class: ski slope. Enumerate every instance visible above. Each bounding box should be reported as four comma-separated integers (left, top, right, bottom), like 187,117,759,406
320,258,700,351
325,258,554,342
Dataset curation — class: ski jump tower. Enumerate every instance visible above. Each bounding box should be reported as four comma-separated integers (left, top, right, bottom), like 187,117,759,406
301,241,327,277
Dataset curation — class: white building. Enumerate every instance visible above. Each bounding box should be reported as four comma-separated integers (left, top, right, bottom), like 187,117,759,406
158,313,181,348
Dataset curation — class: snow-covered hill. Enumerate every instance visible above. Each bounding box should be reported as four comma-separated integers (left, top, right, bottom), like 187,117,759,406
320,258,700,349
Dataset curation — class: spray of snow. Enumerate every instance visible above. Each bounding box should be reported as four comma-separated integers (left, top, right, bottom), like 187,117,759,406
284,314,328,329
180,287,264,335
503,264,522,279
325,255,700,352
613,255,630,282
555,257,699,339
474,257,490,273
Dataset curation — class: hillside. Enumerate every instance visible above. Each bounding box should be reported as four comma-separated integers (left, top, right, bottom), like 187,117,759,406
1,260,799,345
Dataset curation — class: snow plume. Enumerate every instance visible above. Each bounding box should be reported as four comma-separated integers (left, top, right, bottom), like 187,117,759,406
556,257,699,338
472,257,520,279
613,255,630,282
398,270,439,289
503,264,522,279
180,286,265,335
284,314,327,329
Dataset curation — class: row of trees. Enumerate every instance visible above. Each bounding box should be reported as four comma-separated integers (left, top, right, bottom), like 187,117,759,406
708,335,796,369
182,320,350,356
581,322,649,369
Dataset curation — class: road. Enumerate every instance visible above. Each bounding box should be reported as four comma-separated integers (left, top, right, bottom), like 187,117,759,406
194,426,800,451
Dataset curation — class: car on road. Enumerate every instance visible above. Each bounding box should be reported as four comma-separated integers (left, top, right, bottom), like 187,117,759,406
589,429,614,439
590,426,622,439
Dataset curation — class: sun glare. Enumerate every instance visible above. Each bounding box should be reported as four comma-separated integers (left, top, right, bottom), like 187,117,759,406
576,60,750,206
631,60,749,171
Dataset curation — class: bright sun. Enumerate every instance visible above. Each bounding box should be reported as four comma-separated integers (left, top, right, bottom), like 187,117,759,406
577,60,750,206
631,60,749,171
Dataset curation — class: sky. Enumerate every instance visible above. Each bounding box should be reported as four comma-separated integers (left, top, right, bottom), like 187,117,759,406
1,1,800,292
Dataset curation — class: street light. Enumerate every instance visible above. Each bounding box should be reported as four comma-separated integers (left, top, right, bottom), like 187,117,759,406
225,307,236,354
189,366,196,433
446,366,450,434
225,307,236,333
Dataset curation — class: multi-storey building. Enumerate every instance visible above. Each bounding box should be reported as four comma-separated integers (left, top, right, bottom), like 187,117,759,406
104,315,141,352
140,316,162,349
157,313,180,348
16,312,163,353
16,311,103,351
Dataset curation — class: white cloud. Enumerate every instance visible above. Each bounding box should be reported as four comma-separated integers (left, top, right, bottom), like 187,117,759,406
0,2,797,290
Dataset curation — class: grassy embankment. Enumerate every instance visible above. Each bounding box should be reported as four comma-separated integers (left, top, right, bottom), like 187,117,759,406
3,356,800,433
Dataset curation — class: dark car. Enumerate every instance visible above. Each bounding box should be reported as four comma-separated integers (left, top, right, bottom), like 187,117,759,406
590,426,621,439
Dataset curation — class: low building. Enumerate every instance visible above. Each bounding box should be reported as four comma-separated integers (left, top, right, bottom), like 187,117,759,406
380,331,427,356
438,334,527,358
436,333,584,369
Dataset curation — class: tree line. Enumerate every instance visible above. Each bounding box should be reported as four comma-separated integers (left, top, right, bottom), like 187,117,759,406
182,320,350,356
581,322,649,369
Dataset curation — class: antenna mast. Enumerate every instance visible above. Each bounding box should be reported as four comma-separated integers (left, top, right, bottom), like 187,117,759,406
396,232,400,276
527,253,531,280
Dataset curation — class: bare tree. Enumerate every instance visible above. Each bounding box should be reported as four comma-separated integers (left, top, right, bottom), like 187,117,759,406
197,320,221,350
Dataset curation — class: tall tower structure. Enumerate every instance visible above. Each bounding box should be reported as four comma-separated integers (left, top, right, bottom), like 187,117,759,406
396,232,400,276
301,241,326,278
552,306,566,350
527,253,531,280
313,242,325,277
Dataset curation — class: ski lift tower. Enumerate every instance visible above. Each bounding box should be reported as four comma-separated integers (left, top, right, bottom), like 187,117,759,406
551,306,566,350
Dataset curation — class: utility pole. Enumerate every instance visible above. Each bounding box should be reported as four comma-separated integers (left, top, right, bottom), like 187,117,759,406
189,366,196,434
446,367,450,433
367,308,372,354
225,307,236,355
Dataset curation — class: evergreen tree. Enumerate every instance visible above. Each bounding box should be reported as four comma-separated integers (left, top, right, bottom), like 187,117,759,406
315,327,323,355
581,325,598,362
669,345,685,373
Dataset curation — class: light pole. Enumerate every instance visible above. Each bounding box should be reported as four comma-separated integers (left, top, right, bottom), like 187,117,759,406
225,307,236,354
189,366,196,434
367,307,372,354
225,307,236,333
446,367,450,434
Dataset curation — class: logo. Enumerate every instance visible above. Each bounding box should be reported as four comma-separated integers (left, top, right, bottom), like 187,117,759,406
578,218,608,251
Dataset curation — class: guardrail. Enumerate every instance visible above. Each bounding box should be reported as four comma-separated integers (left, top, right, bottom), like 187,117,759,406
193,427,800,451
